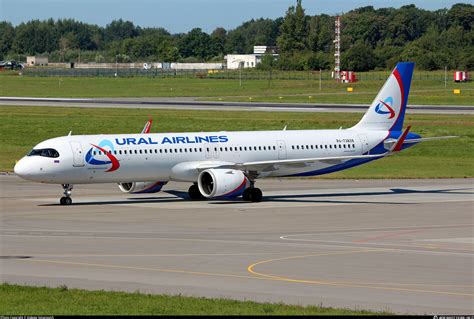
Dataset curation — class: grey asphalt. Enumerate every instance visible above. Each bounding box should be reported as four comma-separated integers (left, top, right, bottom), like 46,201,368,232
0,97,473,114
1,174,472,314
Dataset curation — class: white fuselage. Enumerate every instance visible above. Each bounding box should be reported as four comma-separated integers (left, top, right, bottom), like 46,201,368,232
14,128,387,184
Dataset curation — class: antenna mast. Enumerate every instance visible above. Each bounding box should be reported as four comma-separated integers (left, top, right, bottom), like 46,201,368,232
334,16,341,82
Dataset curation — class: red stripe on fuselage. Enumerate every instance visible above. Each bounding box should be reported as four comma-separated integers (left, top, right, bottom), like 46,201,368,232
91,144,120,172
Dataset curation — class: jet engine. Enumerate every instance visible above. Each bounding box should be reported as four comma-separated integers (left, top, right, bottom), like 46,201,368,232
197,168,249,198
118,181,166,194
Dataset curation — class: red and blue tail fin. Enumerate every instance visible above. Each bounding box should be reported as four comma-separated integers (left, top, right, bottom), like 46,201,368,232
353,62,414,132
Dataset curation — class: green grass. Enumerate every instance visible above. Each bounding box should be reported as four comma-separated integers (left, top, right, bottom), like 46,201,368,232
1,70,473,105
0,283,385,315
1,105,472,178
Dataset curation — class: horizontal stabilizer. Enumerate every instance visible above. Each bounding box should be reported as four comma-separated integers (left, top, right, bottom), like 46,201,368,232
403,136,458,144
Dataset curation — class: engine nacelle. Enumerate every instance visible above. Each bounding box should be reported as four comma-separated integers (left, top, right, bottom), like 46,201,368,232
118,181,166,194
198,169,249,198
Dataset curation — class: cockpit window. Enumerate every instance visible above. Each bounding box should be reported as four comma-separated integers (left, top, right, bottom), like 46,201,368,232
27,148,60,158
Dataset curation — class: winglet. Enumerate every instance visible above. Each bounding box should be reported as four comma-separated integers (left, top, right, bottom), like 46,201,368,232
141,119,153,134
390,125,411,152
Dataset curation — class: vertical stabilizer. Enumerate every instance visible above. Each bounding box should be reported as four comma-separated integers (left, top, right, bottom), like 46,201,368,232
353,62,414,131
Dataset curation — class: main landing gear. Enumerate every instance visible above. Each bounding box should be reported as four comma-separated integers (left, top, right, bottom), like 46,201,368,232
60,184,73,205
243,181,262,202
188,183,205,200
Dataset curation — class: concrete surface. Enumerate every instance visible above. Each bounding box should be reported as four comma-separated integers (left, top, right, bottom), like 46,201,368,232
0,97,473,114
0,175,473,314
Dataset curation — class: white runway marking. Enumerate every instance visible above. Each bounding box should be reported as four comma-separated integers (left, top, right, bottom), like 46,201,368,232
421,238,474,244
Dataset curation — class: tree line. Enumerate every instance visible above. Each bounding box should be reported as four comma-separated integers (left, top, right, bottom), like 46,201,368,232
0,1,472,71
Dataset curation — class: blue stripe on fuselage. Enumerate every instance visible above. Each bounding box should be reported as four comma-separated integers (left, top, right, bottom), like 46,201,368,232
286,131,421,177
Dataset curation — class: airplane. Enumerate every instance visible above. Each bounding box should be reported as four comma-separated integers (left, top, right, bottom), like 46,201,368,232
14,62,455,205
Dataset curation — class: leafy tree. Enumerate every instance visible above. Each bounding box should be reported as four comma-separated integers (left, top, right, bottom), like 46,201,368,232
342,41,376,71
178,28,217,61
0,22,15,59
277,0,307,53
104,19,139,42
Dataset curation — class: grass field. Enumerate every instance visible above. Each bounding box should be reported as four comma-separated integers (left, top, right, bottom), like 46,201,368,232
0,283,384,315
1,105,472,178
0,70,473,105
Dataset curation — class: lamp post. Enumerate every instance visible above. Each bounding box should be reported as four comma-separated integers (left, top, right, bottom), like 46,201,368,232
232,58,244,87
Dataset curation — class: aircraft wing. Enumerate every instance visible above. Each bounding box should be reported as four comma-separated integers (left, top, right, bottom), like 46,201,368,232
197,153,388,173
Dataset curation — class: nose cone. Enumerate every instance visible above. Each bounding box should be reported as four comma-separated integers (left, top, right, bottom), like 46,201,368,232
14,158,30,179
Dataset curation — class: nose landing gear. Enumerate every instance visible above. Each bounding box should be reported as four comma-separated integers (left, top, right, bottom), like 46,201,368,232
60,184,73,205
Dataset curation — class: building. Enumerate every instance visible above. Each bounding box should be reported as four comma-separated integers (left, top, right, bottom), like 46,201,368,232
26,56,48,67
225,54,259,69
225,46,278,70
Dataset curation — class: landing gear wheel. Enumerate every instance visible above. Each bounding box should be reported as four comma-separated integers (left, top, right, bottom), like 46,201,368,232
249,188,262,202
188,184,205,200
60,184,74,205
243,187,262,202
242,188,251,201
60,196,72,205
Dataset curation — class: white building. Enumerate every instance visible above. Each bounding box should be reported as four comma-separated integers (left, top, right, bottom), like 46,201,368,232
225,54,259,70
26,56,48,66
225,46,278,70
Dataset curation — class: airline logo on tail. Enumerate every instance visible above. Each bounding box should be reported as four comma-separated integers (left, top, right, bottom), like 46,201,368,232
85,139,120,172
375,96,395,119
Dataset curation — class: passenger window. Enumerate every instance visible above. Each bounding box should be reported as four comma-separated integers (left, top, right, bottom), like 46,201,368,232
352,144,355,148
315,145,318,149
220,147,223,151
199,148,202,152
296,145,299,150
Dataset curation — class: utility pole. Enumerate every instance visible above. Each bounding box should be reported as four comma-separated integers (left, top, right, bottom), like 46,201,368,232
319,69,322,91
444,66,447,88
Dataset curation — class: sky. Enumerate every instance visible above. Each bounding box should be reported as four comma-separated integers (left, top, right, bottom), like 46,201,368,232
0,0,463,33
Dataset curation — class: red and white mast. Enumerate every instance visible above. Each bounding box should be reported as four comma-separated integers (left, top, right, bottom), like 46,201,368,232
334,16,341,81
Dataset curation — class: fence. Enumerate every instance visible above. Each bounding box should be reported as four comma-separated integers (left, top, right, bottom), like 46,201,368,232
22,67,453,82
